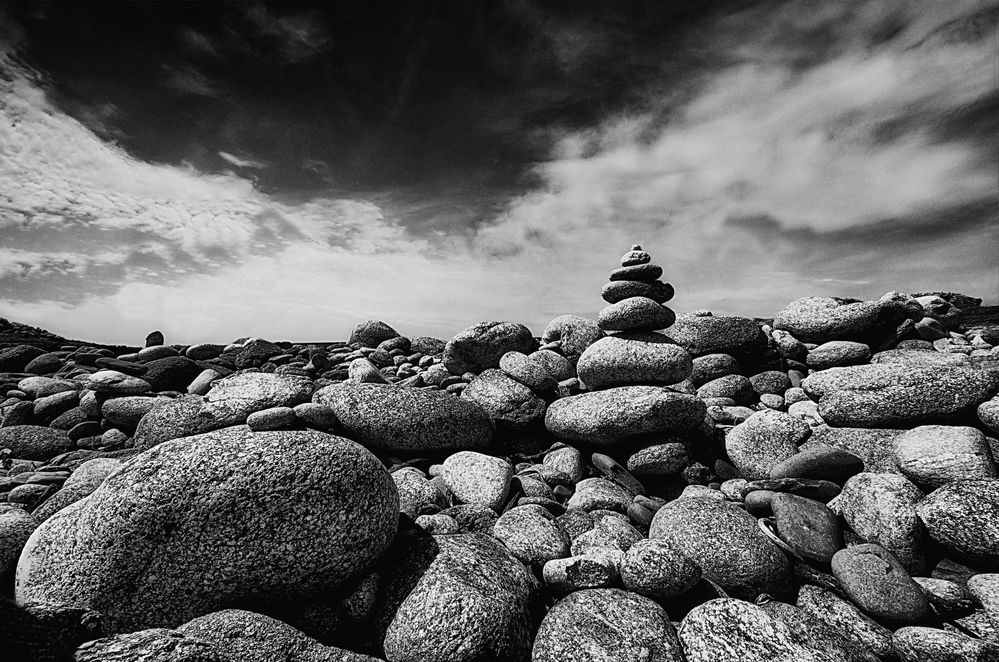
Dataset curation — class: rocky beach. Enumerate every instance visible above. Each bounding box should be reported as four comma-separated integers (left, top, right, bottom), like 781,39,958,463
0,246,997,661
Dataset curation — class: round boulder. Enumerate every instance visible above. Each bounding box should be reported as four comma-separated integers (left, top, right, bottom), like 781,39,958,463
915,478,999,567
576,332,692,389
725,410,811,480
892,425,997,489
666,315,767,359
16,427,399,633
541,315,604,365
442,322,536,375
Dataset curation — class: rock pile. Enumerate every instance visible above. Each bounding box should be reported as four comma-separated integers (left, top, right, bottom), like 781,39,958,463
1,246,999,662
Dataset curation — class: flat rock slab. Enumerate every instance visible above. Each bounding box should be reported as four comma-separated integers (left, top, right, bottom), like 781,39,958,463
314,382,493,454
802,364,999,428
773,296,919,345
545,386,705,444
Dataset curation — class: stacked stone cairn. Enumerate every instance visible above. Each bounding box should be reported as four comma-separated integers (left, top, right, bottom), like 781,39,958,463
1,250,999,662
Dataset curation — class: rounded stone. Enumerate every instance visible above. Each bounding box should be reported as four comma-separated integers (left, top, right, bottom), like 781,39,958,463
725,410,811,480
348,357,389,384
796,584,894,659
620,538,701,598
545,386,706,444
773,296,920,345
771,493,843,564
204,373,314,426
915,479,999,566
532,588,684,662
609,263,664,282
460,369,546,429
392,467,447,519
0,426,74,461
968,574,999,631
626,442,688,475
979,397,999,435
649,496,792,600
529,350,574,382
499,351,557,392
750,370,792,396
690,353,742,386
601,279,674,304
892,626,999,662
893,425,997,489
441,451,512,511
806,341,872,370
349,320,400,348
567,478,632,514
571,515,643,555
16,427,399,633
493,504,570,565
442,321,536,375
541,315,604,365
597,297,675,332
0,509,36,580
667,315,768,359
757,598,882,662
576,332,692,389
245,406,296,431
100,396,163,429
30,458,123,523
836,472,925,573
697,374,756,404
141,356,203,392
375,533,540,662
769,444,865,482
831,543,931,625
542,552,620,593
313,382,492,454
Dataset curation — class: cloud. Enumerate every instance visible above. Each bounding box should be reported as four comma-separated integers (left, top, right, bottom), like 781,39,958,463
241,3,333,64
218,151,266,169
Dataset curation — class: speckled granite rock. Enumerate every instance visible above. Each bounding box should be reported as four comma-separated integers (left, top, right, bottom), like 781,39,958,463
349,320,400,348
968,574,999,631
132,395,218,449
532,588,683,662
620,538,701,598
375,533,540,662
892,425,997,489
831,543,931,625
801,364,999,428
203,372,313,425
542,552,621,593
177,609,382,662
442,322,536,374
566,478,632,514
806,341,871,370
916,479,999,567
441,451,512,511
392,468,447,519
835,472,925,573
545,386,705,444
666,315,768,360
773,296,921,345
32,458,122,522
314,382,492,454
499,351,558,392
17,427,399,633
892,625,999,662
576,332,691,389
678,598,830,662
459,369,546,429
758,598,881,662
541,315,604,365
650,496,792,600
493,504,570,565
979,397,999,434
803,426,903,473
72,627,219,662
725,410,811,480
0,509,36,580
597,297,676,332
0,425,74,461
796,585,894,660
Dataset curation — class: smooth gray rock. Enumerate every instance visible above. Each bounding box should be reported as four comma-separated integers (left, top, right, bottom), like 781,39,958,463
689,353,742,387
348,357,389,384
566,478,632,514
773,296,921,344
769,444,864,482
806,341,872,370
100,396,163,429
0,425,74,461
392,468,447,519
532,588,683,662
570,515,643,555
697,374,755,403
626,442,688,475
203,373,313,426
314,382,492,454
499,351,557,392
132,395,219,450
650,496,792,600
835,472,925,573
84,370,152,396
801,364,999,428
597,297,675,332
245,406,296,431
16,427,399,633
758,598,881,662
443,322,536,375
725,410,811,480
545,386,705,444
375,533,539,662
831,543,931,625
771,493,842,564
916,479,999,567
349,320,400,348
979,397,999,434
893,425,997,489
576,332,691,389
667,315,768,359
529,350,574,382
601,279,674,304
460,369,546,429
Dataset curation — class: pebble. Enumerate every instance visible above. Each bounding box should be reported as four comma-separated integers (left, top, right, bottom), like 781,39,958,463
0,425,74,461
601,279,674,304
770,493,842,564
347,357,389,383
608,263,663,282
541,315,605,365
667,315,768,359
768,444,864,482
590,452,644,496
806,340,872,370
697,374,756,403
460,369,547,431
571,514,643,555
831,543,931,625
499,351,557,392
567,478,632,514
245,406,296,431
626,442,688,475
493,504,570,564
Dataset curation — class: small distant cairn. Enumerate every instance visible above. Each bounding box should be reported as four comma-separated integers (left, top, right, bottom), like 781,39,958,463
597,244,676,334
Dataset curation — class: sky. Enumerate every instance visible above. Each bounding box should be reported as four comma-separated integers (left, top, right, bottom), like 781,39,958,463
0,1,997,344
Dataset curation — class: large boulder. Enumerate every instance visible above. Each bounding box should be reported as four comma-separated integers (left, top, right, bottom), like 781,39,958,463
0,426,74,461
892,425,997,489
532,588,684,662
442,322,536,375
375,533,540,662
32,458,123,523
725,410,811,480
16,427,399,633
545,386,705,444
349,320,400,348
132,395,219,450
650,496,793,600
576,332,692,389
314,382,492,454
0,345,46,372
460,369,546,431
203,373,313,425
915,478,999,567
773,296,921,345
835,472,925,573
801,364,999,428
666,315,768,360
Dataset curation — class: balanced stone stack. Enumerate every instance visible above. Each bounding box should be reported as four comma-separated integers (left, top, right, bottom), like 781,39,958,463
546,246,705,445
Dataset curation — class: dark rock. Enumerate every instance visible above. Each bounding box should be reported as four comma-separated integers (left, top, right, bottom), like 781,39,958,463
144,331,164,347
773,296,921,345
348,320,400,348
0,345,46,372
804,426,903,473
750,370,792,396
0,425,74,461
601,280,674,304
626,442,688,475
771,493,842,564
769,444,864,482
667,315,767,359
831,543,931,625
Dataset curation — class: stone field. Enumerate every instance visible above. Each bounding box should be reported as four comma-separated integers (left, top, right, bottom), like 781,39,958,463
2,245,999,662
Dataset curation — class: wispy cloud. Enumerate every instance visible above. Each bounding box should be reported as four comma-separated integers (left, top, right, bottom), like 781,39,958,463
218,151,265,170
